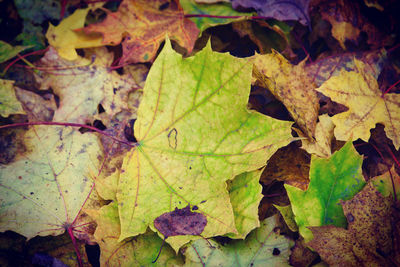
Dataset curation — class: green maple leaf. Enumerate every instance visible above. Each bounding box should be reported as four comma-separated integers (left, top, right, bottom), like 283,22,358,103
0,126,102,239
285,141,366,242
183,215,292,266
116,40,294,251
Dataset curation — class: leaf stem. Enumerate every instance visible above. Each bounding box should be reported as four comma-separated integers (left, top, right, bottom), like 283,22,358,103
0,121,137,147
2,47,48,76
68,227,83,267
382,78,400,96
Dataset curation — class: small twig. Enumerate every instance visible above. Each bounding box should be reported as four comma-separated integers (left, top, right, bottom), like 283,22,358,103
382,78,400,96
2,48,48,75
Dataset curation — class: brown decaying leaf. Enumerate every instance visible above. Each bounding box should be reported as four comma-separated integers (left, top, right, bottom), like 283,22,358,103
153,205,207,238
83,0,199,64
261,143,310,191
365,124,400,177
310,0,390,50
307,183,394,266
289,239,318,267
253,50,319,138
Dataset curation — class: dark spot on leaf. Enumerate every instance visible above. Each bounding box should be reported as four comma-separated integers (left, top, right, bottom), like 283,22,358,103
179,187,183,189
192,205,198,210
98,104,105,114
93,120,107,130
57,144,64,152
189,166,192,170
159,2,169,10
18,176,22,180
273,248,280,255
200,200,206,204
167,128,178,149
30,192,34,195
347,213,354,222
153,205,207,238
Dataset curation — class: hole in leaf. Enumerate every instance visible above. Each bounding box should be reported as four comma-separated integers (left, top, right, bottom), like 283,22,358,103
159,1,169,10
272,248,280,255
93,120,106,131
97,104,105,114
124,119,137,142
85,244,100,267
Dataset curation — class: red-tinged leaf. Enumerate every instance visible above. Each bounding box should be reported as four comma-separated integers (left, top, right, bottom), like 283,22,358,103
83,0,199,64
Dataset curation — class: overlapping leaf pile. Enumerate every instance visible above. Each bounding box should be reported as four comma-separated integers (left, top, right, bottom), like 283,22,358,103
1,0,399,266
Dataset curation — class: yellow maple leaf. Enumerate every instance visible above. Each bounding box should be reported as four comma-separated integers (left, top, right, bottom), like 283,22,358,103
46,5,104,61
253,50,319,138
317,59,400,150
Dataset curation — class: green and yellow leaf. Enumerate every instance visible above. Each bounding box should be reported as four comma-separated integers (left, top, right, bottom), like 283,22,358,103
116,40,294,251
285,141,366,242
